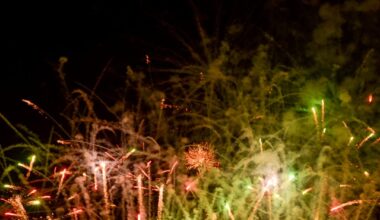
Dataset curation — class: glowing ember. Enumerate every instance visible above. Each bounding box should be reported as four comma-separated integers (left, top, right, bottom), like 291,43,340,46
368,94,373,103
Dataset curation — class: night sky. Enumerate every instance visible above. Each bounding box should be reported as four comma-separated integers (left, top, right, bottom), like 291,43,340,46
1,1,177,144
0,0,267,144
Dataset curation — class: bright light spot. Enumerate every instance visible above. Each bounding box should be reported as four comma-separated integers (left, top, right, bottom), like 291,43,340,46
311,107,316,114
302,187,313,195
27,189,37,196
349,136,354,144
28,200,41,206
29,155,36,162
364,171,369,177
225,202,230,210
322,128,326,134
263,175,278,192
100,161,106,168
288,172,296,181
368,94,373,103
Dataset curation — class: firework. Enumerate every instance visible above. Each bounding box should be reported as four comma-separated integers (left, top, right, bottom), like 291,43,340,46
184,143,218,173
157,184,164,220
137,174,146,220
101,162,111,220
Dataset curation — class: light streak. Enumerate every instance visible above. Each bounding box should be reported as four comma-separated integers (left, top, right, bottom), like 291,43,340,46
321,99,325,129
185,182,195,191
8,195,27,220
57,139,71,145
311,107,319,130
3,184,21,190
67,208,83,220
94,167,99,191
372,137,380,145
57,169,67,197
21,99,46,118
26,155,36,179
27,200,41,206
17,163,30,170
68,194,78,201
225,203,235,220
121,148,136,161
348,136,354,146
4,212,23,217
330,200,364,212
302,187,313,195
27,189,37,197
166,160,178,184
357,132,375,149
157,184,164,220
137,174,146,220
101,162,111,220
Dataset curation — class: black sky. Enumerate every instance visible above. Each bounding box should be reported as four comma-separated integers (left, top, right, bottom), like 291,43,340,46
0,0,232,144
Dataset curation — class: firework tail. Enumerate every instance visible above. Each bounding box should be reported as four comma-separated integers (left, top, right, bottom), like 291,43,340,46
57,169,67,197
9,195,28,220
157,184,164,220
101,162,111,220
248,191,266,220
147,161,152,220
138,174,146,220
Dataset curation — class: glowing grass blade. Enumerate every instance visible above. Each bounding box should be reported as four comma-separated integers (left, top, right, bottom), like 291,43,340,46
225,203,235,220
330,200,364,212
101,162,111,220
321,99,325,130
157,184,164,220
26,155,36,179
357,132,375,149
137,174,146,220
57,169,67,197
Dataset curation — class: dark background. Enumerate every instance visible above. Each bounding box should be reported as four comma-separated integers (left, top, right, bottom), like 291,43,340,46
0,0,272,145
2,0,374,145
0,1,181,144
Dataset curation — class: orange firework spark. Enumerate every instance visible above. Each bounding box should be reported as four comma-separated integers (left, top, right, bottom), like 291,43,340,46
145,54,151,64
101,162,111,220
357,132,375,149
184,143,218,172
368,94,373,103
21,99,46,118
57,168,68,197
157,184,164,220
330,200,364,212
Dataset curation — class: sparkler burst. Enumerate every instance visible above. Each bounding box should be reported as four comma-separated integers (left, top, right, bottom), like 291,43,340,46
184,143,218,173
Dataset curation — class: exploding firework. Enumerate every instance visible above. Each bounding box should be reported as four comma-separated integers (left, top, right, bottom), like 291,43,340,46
184,143,218,173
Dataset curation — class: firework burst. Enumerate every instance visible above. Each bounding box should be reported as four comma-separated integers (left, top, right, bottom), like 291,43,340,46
184,143,218,173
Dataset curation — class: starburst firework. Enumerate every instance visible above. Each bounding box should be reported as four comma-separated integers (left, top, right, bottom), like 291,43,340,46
184,143,218,172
